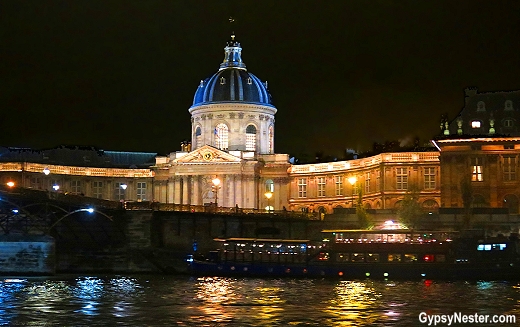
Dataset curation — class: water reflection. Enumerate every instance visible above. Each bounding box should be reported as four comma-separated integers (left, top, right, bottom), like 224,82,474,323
324,280,381,325
1,276,519,326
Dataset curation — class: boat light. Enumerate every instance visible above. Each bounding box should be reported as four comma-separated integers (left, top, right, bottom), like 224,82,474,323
365,272,370,277
383,272,389,277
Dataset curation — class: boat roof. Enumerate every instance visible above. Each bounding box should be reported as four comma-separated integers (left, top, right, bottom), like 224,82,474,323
322,229,457,234
214,237,311,243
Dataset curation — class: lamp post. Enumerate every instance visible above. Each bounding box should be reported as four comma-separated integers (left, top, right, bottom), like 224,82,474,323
348,176,357,209
265,191,273,212
212,177,221,207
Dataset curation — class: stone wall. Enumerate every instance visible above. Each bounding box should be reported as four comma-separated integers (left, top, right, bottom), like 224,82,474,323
0,235,55,275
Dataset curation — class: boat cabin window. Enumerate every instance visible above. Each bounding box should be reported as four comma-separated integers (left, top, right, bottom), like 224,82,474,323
366,253,380,262
477,243,507,251
436,254,446,262
404,254,418,262
336,253,349,262
318,252,329,261
351,253,365,262
388,254,402,262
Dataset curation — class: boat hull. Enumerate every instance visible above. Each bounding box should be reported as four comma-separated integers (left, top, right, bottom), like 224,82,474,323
189,260,520,280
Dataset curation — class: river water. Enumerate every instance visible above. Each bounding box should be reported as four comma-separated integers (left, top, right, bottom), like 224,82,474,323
1,275,519,326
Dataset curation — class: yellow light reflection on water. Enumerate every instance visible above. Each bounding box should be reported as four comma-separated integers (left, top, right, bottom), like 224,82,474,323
194,277,236,323
324,281,381,326
251,286,285,322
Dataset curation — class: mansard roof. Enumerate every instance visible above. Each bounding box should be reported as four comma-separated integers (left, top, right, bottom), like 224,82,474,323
0,146,157,168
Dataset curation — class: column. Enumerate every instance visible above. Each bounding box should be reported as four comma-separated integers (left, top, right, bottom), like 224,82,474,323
193,176,200,205
229,175,235,207
183,176,189,205
174,176,181,204
237,174,243,208
167,179,175,204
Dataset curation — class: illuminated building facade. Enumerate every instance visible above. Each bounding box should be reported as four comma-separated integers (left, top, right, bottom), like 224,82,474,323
435,88,520,213
1,39,519,219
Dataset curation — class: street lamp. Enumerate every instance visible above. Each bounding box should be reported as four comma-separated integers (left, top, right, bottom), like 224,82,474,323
120,183,128,201
212,177,221,207
265,191,273,212
6,181,15,188
43,167,50,175
348,176,357,208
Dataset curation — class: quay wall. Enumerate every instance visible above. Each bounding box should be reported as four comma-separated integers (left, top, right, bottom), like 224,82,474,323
0,235,55,275
51,208,520,274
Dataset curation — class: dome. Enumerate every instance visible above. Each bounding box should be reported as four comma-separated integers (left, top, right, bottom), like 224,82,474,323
191,35,273,108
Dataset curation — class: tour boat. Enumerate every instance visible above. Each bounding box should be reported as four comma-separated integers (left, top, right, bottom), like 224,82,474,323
188,228,520,280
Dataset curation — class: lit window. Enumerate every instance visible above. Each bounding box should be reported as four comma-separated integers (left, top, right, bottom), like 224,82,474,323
471,120,481,128
317,177,326,197
220,77,226,85
404,254,417,262
396,167,408,190
351,253,365,262
71,180,81,195
365,172,371,193
335,175,343,196
265,179,274,193
424,167,436,189
114,182,126,200
471,157,483,181
214,123,229,150
195,126,202,148
137,182,147,201
298,178,307,198
503,156,516,181
245,124,257,151
93,181,103,198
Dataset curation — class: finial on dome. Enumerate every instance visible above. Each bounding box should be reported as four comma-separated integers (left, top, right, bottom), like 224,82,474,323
220,19,246,71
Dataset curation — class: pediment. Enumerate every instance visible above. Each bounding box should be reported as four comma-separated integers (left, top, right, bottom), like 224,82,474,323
173,145,243,163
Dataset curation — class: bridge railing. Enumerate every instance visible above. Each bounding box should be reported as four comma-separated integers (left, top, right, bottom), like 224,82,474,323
124,201,321,220
0,186,321,220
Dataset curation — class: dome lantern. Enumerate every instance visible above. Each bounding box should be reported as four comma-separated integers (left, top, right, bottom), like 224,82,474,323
219,33,246,71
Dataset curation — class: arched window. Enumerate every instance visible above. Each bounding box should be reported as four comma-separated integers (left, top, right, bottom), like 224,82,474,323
505,100,513,111
472,194,486,208
317,206,327,220
214,123,228,150
265,179,274,193
503,194,519,214
477,101,485,111
195,126,202,148
421,199,439,211
268,125,274,154
245,124,257,151
364,202,371,209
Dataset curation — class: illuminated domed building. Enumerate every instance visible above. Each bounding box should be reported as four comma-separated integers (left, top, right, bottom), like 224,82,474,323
2,35,520,226
152,34,291,210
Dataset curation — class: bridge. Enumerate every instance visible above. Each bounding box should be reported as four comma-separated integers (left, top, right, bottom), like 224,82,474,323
0,184,321,275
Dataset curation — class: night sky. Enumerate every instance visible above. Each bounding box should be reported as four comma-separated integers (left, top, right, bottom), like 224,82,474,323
1,1,520,158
